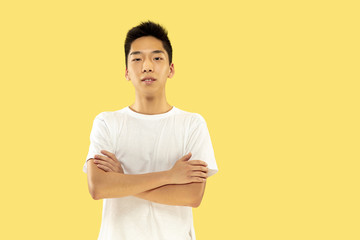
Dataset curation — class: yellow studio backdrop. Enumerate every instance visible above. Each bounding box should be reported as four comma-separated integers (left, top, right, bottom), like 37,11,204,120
0,0,359,239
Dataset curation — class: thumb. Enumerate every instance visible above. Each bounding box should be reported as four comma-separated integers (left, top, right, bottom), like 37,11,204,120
182,152,192,161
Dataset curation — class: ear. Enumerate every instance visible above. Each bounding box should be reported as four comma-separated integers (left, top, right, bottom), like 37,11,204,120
168,63,175,78
125,68,130,81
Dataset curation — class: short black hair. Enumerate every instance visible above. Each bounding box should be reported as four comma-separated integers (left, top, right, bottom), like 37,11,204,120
124,20,173,68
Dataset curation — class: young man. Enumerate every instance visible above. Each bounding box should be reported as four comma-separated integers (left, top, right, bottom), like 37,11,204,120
83,20,218,240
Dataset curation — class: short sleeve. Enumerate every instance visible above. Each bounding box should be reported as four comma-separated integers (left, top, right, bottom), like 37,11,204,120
83,113,114,174
186,114,218,177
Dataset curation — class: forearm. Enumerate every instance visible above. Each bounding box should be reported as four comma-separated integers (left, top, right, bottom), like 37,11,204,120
89,160,171,199
88,155,208,202
134,181,206,207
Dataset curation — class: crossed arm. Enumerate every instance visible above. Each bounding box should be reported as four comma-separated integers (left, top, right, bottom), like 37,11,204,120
86,150,208,207
135,182,206,207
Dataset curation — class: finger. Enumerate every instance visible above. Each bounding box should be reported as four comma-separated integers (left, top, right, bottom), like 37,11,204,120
94,154,113,162
94,159,116,172
189,160,208,167
191,171,208,179
191,166,208,173
192,177,206,183
94,155,112,165
96,164,113,172
94,154,106,160
100,150,117,162
181,152,192,161
95,154,115,165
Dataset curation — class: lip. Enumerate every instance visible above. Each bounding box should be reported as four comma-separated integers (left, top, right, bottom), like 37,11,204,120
141,77,156,81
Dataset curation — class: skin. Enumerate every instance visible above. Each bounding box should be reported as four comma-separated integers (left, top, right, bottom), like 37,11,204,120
94,150,208,184
89,150,208,206
125,35,175,115
89,36,208,207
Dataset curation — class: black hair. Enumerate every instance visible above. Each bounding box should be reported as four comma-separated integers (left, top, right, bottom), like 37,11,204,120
124,20,173,68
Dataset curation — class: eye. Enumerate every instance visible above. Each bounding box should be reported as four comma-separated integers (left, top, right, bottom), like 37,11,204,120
132,58,141,62
154,57,162,61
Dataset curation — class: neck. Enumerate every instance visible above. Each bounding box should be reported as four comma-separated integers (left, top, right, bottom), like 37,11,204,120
130,91,172,115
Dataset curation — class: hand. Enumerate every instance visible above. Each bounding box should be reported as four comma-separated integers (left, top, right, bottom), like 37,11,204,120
168,152,208,184
94,150,124,173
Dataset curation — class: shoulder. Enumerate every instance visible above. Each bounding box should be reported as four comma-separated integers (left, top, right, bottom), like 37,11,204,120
174,107,207,127
95,107,127,120
191,113,206,124
94,111,113,122
93,108,127,129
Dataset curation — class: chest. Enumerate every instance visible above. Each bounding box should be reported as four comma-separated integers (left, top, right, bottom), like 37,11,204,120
113,118,188,174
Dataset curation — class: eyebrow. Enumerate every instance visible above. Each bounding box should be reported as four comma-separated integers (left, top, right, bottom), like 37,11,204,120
129,50,165,55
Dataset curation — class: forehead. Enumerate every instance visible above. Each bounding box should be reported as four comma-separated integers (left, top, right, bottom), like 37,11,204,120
129,36,167,56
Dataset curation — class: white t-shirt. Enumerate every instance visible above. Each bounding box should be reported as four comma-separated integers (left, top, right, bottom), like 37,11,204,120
83,106,218,240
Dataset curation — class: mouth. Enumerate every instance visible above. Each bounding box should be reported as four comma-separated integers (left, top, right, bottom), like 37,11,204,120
141,77,156,84
141,77,156,82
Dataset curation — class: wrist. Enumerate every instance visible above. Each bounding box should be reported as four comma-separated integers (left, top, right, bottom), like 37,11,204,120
162,170,173,185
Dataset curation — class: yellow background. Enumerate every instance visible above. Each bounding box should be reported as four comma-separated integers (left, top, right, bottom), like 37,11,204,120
1,0,359,239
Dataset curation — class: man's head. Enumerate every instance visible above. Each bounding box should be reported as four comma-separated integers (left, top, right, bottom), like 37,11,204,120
124,21,175,96
124,20,173,69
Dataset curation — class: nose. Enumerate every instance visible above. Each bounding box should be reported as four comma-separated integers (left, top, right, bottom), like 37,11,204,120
142,57,153,73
